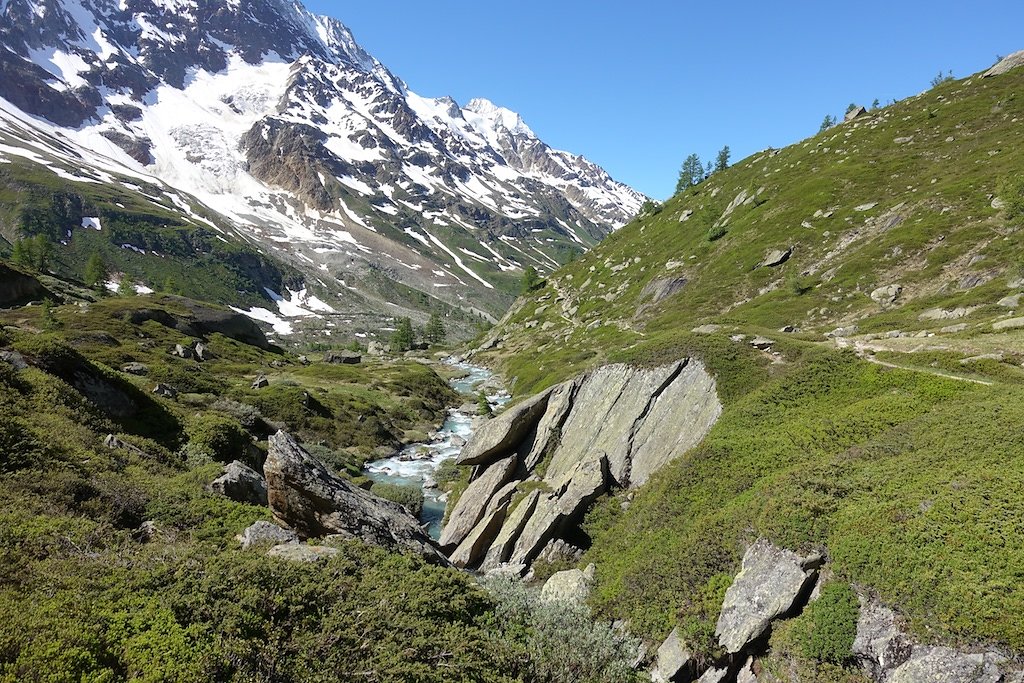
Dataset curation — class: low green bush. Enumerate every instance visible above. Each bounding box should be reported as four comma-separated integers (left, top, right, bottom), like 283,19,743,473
370,481,424,516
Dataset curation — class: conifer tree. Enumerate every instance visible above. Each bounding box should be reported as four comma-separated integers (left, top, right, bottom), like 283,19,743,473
84,251,107,288
425,313,445,344
675,153,704,193
391,317,414,352
714,145,731,173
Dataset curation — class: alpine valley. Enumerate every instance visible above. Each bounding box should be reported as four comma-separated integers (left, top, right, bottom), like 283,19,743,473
0,0,643,341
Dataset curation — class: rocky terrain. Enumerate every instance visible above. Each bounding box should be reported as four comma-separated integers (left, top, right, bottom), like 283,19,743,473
0,0,643,342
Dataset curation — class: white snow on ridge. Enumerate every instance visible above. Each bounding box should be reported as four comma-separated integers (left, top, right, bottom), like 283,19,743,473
231,305,294,335
81,216,102,230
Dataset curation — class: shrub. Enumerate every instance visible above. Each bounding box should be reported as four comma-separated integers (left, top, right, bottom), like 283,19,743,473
790,583,860,664
706,225,727,242
999,175,1024,220
185,414,251,464
370,481,424,516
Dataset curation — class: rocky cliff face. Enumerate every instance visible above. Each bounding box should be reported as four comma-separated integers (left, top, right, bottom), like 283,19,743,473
439,359,722,571
0,0,644,330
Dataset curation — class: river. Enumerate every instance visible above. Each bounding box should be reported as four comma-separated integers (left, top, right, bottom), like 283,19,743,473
363,360,509,539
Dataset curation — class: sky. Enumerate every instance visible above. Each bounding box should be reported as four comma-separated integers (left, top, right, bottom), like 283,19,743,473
305,1,1024,200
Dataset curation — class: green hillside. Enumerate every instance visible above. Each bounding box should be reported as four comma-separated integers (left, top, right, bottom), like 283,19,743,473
475,60,1024,673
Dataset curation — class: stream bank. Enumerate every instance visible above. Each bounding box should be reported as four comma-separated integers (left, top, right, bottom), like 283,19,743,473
364,360,509,538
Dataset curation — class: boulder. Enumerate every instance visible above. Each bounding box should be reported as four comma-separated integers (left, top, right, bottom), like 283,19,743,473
263,430,446,563
367,341,387,356
853,597,913,680
845,106,868,121
208,460,268,505
324,350,361,364
692,324,722,334
152,383,177,398
457,388,554,466
750,336,774,350
171,343,193,359
889,647,1005,683
715,539,820,654
522,378,579,470
998,293,1022,308
871,284,903,306
438,454,518,550
825,325,858,338
237,520,299,549
638,276,688,306
121,362,149,375
651,627,694,683
983,50,1024,77
0,350,28,370
736,658,758,683
193,342,210,361
267,543,339,563
0,264,53,307
540,564,595,605
103,433,151,460
993,317,1024,331
696,668,728,683
532,538,585,568
759,248,792,268
447,483,518,569
480,489,541,572
251,374,269,389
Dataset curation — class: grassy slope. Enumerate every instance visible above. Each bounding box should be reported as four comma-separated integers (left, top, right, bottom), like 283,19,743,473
0,290,535,681
476,62,1024,666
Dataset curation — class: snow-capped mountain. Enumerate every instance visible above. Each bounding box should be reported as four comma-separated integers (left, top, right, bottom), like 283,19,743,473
0,0,644,334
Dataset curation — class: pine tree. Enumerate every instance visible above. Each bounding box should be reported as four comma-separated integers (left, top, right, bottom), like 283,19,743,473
10,239,30,267
425,313,446,344
675,153,704,194
117,277,136,297
477,391,493,417
84,251,107,288
31,235,52,272
714,145,731,173
520,266,542,294
391,317,414,352
818,114,837,133
871,98,880,110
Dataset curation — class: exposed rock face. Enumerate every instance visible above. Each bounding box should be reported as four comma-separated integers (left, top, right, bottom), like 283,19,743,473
208,461,268,505
760,248,792,268
871,284,903,306
853,594,1016,683
715,539,821,654
237,520,299,549
0,265,52,307
264,430,446,563
984,50,1024,77
324,350,361,364
651,627,694,683
442,359,721,572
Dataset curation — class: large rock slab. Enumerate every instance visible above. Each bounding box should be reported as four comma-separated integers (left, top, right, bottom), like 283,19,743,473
715,539,819,654
480,489,541,572
447,480,519,568
853,597,913,679
651,627,694,683
984,50,1024,77
438,453,518,550
506,453,607,567
0,264,52,307
267,543,340,563
522,378,579,470
889,647,1005,683
628,359,722,487
264,430,446,563
457,388,553,466
237,520,299,549
208,460,268,505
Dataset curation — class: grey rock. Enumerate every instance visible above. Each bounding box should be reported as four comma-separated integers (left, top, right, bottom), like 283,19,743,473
522,378,579,471
750,336,774,350
448,483,517,569
855,202,879,211
480,489,541,571
238,520,299,549
692,324,723,334
209,460,268,505
539,564,595,605
639,276,688,306
0,350,28,370
940,323,968,334
251,374,269,389
992,197,1007,210
439,453,518,550
0,264,53,307
826,325,858,338
696,667,728,683
651,627,694,683
853,597,913,680
919,307,976,321
871,284,903,306
103,433,150,460
533,537,585,568
450,434,467,447
759,247,792,268
152,383,178,398
267,543,340,563
171,343,193,359
457,388,553,466
133,520,159,543
193,342,210,361
997,293,1022,308
715,539,819,653
324,350,361,364
983,50,1024,77
736,657,758,683
264,430,446,563
889,647,1005,683
679,209,694,222
845,106,868,121
121,362,149,375
993,317,1024,331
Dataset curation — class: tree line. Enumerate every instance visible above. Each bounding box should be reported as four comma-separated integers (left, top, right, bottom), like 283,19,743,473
675,145,730,194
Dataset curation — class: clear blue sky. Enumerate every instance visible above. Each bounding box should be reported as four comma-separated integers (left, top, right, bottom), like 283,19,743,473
305,1,1024,200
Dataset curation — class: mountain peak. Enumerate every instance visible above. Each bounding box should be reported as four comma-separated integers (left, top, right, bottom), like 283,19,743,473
463,97,535,138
